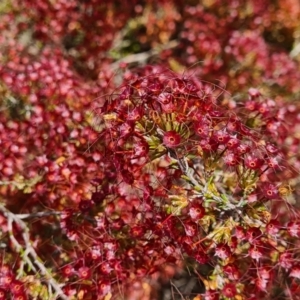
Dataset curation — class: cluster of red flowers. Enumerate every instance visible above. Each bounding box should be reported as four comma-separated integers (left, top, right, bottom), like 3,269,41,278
0,1,300,299
76,66,298,298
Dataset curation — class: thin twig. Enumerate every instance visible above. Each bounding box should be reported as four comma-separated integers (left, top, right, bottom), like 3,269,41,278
170,280,186,300
0,204,69,300
110,40,179,71
15,211,62,220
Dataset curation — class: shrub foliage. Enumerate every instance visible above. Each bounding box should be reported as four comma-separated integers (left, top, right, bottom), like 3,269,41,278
0,1,300,299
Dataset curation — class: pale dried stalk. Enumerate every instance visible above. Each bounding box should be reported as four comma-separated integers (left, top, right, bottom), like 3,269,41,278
0,204,69,300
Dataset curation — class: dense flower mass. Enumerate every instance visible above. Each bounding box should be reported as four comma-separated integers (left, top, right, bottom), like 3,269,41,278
84,67,299,298
0,1,300,299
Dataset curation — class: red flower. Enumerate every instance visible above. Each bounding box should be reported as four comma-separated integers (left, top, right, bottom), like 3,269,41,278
0,289,6,300
215,244,231,259
188,202,205,220
245,155,264,170
290,265,300,279
222,283,237,298
163,131,181,148
262,183,279,199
